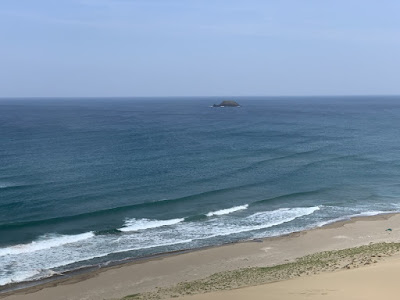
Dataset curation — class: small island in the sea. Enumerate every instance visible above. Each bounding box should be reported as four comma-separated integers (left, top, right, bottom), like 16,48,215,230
213,100,240,107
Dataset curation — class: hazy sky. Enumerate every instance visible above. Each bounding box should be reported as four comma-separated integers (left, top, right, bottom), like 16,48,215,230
1,0,400,97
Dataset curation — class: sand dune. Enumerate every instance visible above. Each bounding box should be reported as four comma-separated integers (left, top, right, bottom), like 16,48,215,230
177,256,400,300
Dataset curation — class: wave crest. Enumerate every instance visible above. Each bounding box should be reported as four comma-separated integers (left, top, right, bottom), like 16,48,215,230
119,218,184,232
206,204,249,217
0,232,94,257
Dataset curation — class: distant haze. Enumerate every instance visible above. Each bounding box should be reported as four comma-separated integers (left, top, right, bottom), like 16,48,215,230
1,0,400,97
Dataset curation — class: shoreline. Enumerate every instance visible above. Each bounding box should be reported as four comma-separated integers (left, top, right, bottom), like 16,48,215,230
0,212,382,294
2,212,400,300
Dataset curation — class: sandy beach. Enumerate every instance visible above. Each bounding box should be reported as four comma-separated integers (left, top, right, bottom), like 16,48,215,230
177,256,400,300
3,1,400,298
3,213,400,300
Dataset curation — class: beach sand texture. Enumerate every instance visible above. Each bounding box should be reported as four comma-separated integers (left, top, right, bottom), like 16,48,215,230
177,257,400,300
3,213,400,300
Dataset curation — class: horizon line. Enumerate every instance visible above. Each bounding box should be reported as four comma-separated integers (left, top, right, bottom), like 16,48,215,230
1,94,400,99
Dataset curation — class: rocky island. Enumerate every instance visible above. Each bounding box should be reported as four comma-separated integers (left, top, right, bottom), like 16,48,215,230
213,100,240,107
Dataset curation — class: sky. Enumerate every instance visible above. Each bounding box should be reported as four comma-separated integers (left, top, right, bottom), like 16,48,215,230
1,0,400,97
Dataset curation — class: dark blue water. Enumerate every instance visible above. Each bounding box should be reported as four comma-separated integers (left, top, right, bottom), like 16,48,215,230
2,96,400,286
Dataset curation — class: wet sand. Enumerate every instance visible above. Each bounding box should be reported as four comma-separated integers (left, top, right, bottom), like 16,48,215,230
2,213,400,300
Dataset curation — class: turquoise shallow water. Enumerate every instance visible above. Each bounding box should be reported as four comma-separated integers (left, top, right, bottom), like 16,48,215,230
2,96,400,286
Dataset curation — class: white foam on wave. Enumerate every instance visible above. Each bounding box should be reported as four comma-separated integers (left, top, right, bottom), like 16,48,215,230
206,204,249,217
316,210,397,227
0,270,40,286
0,236,195,286
0,232,94,257
119,217,184,232
0,182,11,189
199,206,320,239
109,238,194,255
247,206,320,224
0,206,321,286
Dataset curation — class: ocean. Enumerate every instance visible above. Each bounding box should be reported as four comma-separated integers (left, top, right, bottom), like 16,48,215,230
1,96,400,287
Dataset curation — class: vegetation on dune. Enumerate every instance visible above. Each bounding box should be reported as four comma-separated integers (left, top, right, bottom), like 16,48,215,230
121,242,400,300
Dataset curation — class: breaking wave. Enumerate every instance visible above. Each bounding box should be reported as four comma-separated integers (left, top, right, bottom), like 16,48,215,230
119,218,184,232
206,204,249,217
0,232,94,257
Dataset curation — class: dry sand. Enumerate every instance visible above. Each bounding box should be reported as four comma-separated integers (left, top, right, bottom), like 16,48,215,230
178,255,400,300
3,213,400,300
